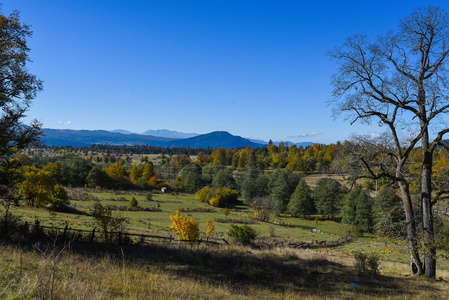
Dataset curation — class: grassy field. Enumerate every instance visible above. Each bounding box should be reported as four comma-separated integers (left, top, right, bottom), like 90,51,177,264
1,241,448,299
9,189,360,242
3,188,449,298
8,188,449,272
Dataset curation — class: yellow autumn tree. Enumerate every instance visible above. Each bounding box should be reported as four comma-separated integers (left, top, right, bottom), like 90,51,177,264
170,208,199,242
206,218,214,240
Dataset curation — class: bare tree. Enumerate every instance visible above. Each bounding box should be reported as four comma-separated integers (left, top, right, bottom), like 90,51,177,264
329,6,449,278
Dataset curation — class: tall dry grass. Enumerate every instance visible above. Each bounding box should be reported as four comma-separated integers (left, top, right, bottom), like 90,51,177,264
1,242,448,299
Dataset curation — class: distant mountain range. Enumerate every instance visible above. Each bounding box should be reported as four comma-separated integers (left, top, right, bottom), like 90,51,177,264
41,129,265,148
40,128,316,148
111,129,198,139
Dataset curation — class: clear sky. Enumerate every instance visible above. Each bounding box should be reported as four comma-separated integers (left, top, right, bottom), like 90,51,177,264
2,0,449,144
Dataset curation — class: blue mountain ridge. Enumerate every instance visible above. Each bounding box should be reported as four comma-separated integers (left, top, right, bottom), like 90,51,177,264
40,128,266,148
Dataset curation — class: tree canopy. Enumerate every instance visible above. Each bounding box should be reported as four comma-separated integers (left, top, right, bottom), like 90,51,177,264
0,10,42,215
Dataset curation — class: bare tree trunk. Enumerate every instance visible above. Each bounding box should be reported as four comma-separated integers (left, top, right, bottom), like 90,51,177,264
421,129,437,278
398,181,424,276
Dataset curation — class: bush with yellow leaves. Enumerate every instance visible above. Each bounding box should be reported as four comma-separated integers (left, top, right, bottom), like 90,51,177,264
206,218,214,240
170,208,199,242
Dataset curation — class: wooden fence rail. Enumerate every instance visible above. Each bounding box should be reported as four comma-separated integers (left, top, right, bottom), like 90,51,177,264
25,223,221,245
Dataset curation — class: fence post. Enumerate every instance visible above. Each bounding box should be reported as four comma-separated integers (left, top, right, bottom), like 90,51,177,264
63,224,68,239
90,228,95,242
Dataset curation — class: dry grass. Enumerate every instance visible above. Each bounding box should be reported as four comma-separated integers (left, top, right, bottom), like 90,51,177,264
1,241,449,299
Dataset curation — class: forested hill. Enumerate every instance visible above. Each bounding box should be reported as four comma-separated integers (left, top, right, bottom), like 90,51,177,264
40,128,265,148
165,131,264,148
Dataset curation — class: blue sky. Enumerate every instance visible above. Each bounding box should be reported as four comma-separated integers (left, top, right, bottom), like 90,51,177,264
3,0,449,144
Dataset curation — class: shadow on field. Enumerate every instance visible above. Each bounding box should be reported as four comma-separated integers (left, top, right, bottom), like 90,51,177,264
67,241,436,298
59,206,91,216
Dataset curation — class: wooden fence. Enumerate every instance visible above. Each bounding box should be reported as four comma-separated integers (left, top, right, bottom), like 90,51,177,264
24,222,221,245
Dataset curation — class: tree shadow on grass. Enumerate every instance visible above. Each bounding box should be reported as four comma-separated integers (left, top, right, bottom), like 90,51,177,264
58,205,91,216
68,241,438,298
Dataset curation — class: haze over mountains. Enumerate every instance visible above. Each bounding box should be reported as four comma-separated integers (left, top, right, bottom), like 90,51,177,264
111,129,198,139
41,128,315,148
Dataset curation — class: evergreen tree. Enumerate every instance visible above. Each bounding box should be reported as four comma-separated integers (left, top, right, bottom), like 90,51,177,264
241,169,263,205
287,179,315,217
270,176,290,213
314,178,343,219
341,186,373,233
355,189,373,233
268,170,298,213
341,186,359,225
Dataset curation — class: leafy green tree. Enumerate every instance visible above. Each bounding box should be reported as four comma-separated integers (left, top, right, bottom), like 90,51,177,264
68,158,93,187
180,162,204,192
0,10,42,217
91,202,126,242
314,178,343,219
288,179,315,217
18,167,54,207
103,163,131,189
180,162,202,179
182,171,204,192
212,169,236,190
50,184,70,210
18,166,69,210
137,162,155,188
201,165,217,185
86,166,109,188
141,162,155,180
130,164,143,184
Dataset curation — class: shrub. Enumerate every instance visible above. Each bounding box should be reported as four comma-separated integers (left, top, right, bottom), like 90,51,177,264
209,196,220,207
353,251,367,273
195,187,212,203
170,208,199,242
228,224,257,245
91,202,127,242
252,209,269,221
145,192,153,201
367,252,381,275
251,196,274,221
195,187,238,207
50,184,70,210
353,251,381,274
215,188,238,207
129,197,138,207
